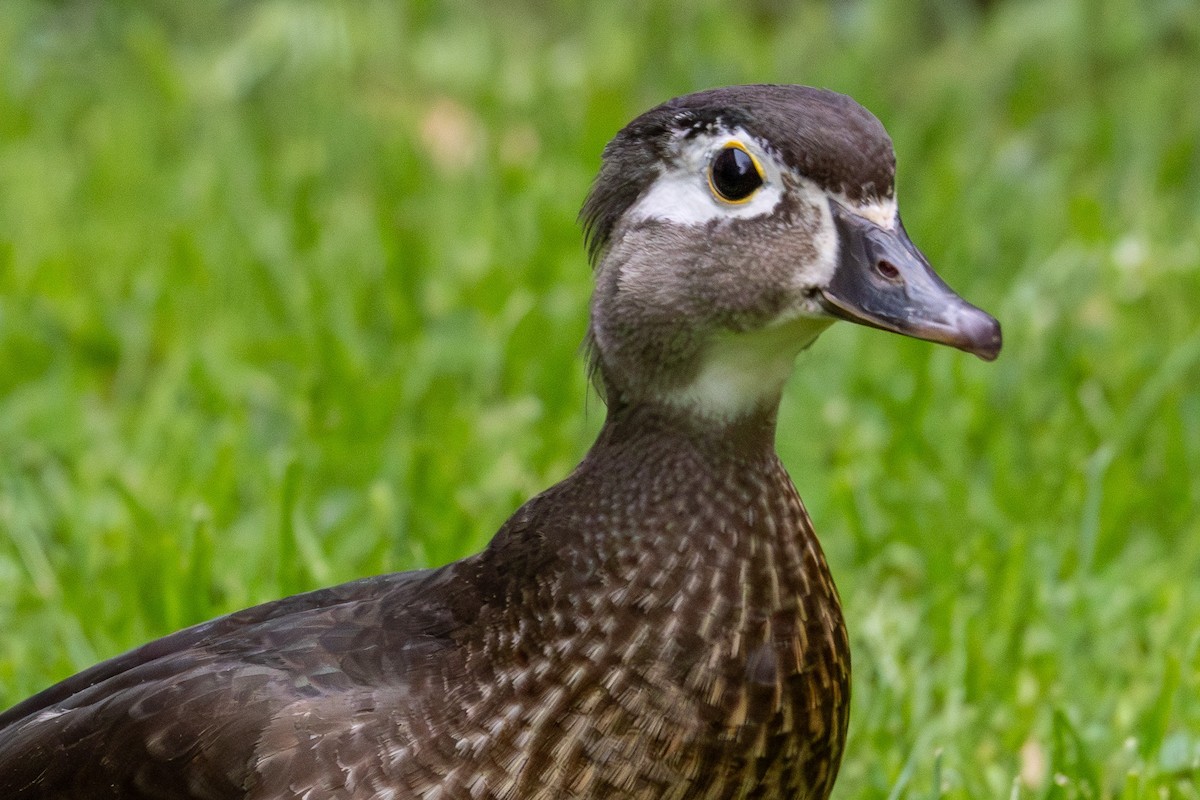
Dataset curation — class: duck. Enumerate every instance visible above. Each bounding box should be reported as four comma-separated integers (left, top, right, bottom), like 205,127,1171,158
0,84,1000,800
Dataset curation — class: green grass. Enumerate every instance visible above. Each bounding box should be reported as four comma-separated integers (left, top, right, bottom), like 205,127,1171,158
1,0,1198,797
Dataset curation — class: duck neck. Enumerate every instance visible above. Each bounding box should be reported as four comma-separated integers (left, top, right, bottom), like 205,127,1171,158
594,396,782,465
508,396,825,615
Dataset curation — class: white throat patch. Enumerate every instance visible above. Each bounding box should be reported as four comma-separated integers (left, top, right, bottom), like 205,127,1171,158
627,128,786,226
661,315,834,420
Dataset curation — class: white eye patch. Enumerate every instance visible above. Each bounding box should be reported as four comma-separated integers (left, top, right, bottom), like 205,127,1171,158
829,190,898,231
627,129,785,226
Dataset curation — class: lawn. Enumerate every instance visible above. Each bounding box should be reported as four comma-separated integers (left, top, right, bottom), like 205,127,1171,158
0,0,1198,797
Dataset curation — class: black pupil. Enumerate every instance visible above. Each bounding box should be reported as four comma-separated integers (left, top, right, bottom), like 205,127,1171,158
711,147,762,201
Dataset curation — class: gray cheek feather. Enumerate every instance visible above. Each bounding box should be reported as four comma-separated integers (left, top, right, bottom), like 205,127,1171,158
589,190,829,403
590,228,709,400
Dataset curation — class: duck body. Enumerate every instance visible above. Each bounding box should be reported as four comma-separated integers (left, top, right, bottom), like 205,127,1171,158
0,84,999,799
0,404,847,799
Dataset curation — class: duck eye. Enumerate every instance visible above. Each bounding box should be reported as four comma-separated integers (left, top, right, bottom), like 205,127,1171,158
709,143,763,203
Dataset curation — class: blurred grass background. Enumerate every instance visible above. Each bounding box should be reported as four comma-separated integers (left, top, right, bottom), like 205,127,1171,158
1,0,1198,797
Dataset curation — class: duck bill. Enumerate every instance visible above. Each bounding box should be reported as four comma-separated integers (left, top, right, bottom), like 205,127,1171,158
819,204,1002,361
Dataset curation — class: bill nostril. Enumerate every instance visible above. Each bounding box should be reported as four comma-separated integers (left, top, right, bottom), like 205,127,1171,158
875,259,901,281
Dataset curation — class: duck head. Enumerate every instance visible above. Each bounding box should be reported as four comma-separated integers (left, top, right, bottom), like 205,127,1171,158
582,85,1001,420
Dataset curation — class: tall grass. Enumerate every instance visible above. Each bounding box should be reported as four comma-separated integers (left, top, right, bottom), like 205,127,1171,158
0,1,1197,797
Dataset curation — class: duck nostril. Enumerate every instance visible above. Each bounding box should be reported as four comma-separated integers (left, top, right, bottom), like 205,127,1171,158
875,259,901,281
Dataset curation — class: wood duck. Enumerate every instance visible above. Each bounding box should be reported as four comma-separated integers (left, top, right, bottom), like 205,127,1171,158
0,85,1000,799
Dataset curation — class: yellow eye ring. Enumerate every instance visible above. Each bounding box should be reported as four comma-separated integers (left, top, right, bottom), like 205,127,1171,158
708,141,765,204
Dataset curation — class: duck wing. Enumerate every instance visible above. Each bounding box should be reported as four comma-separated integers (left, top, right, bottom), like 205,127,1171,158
0,567,465,799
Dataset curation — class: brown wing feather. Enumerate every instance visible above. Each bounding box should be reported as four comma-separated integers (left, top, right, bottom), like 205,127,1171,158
0,568,464,799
